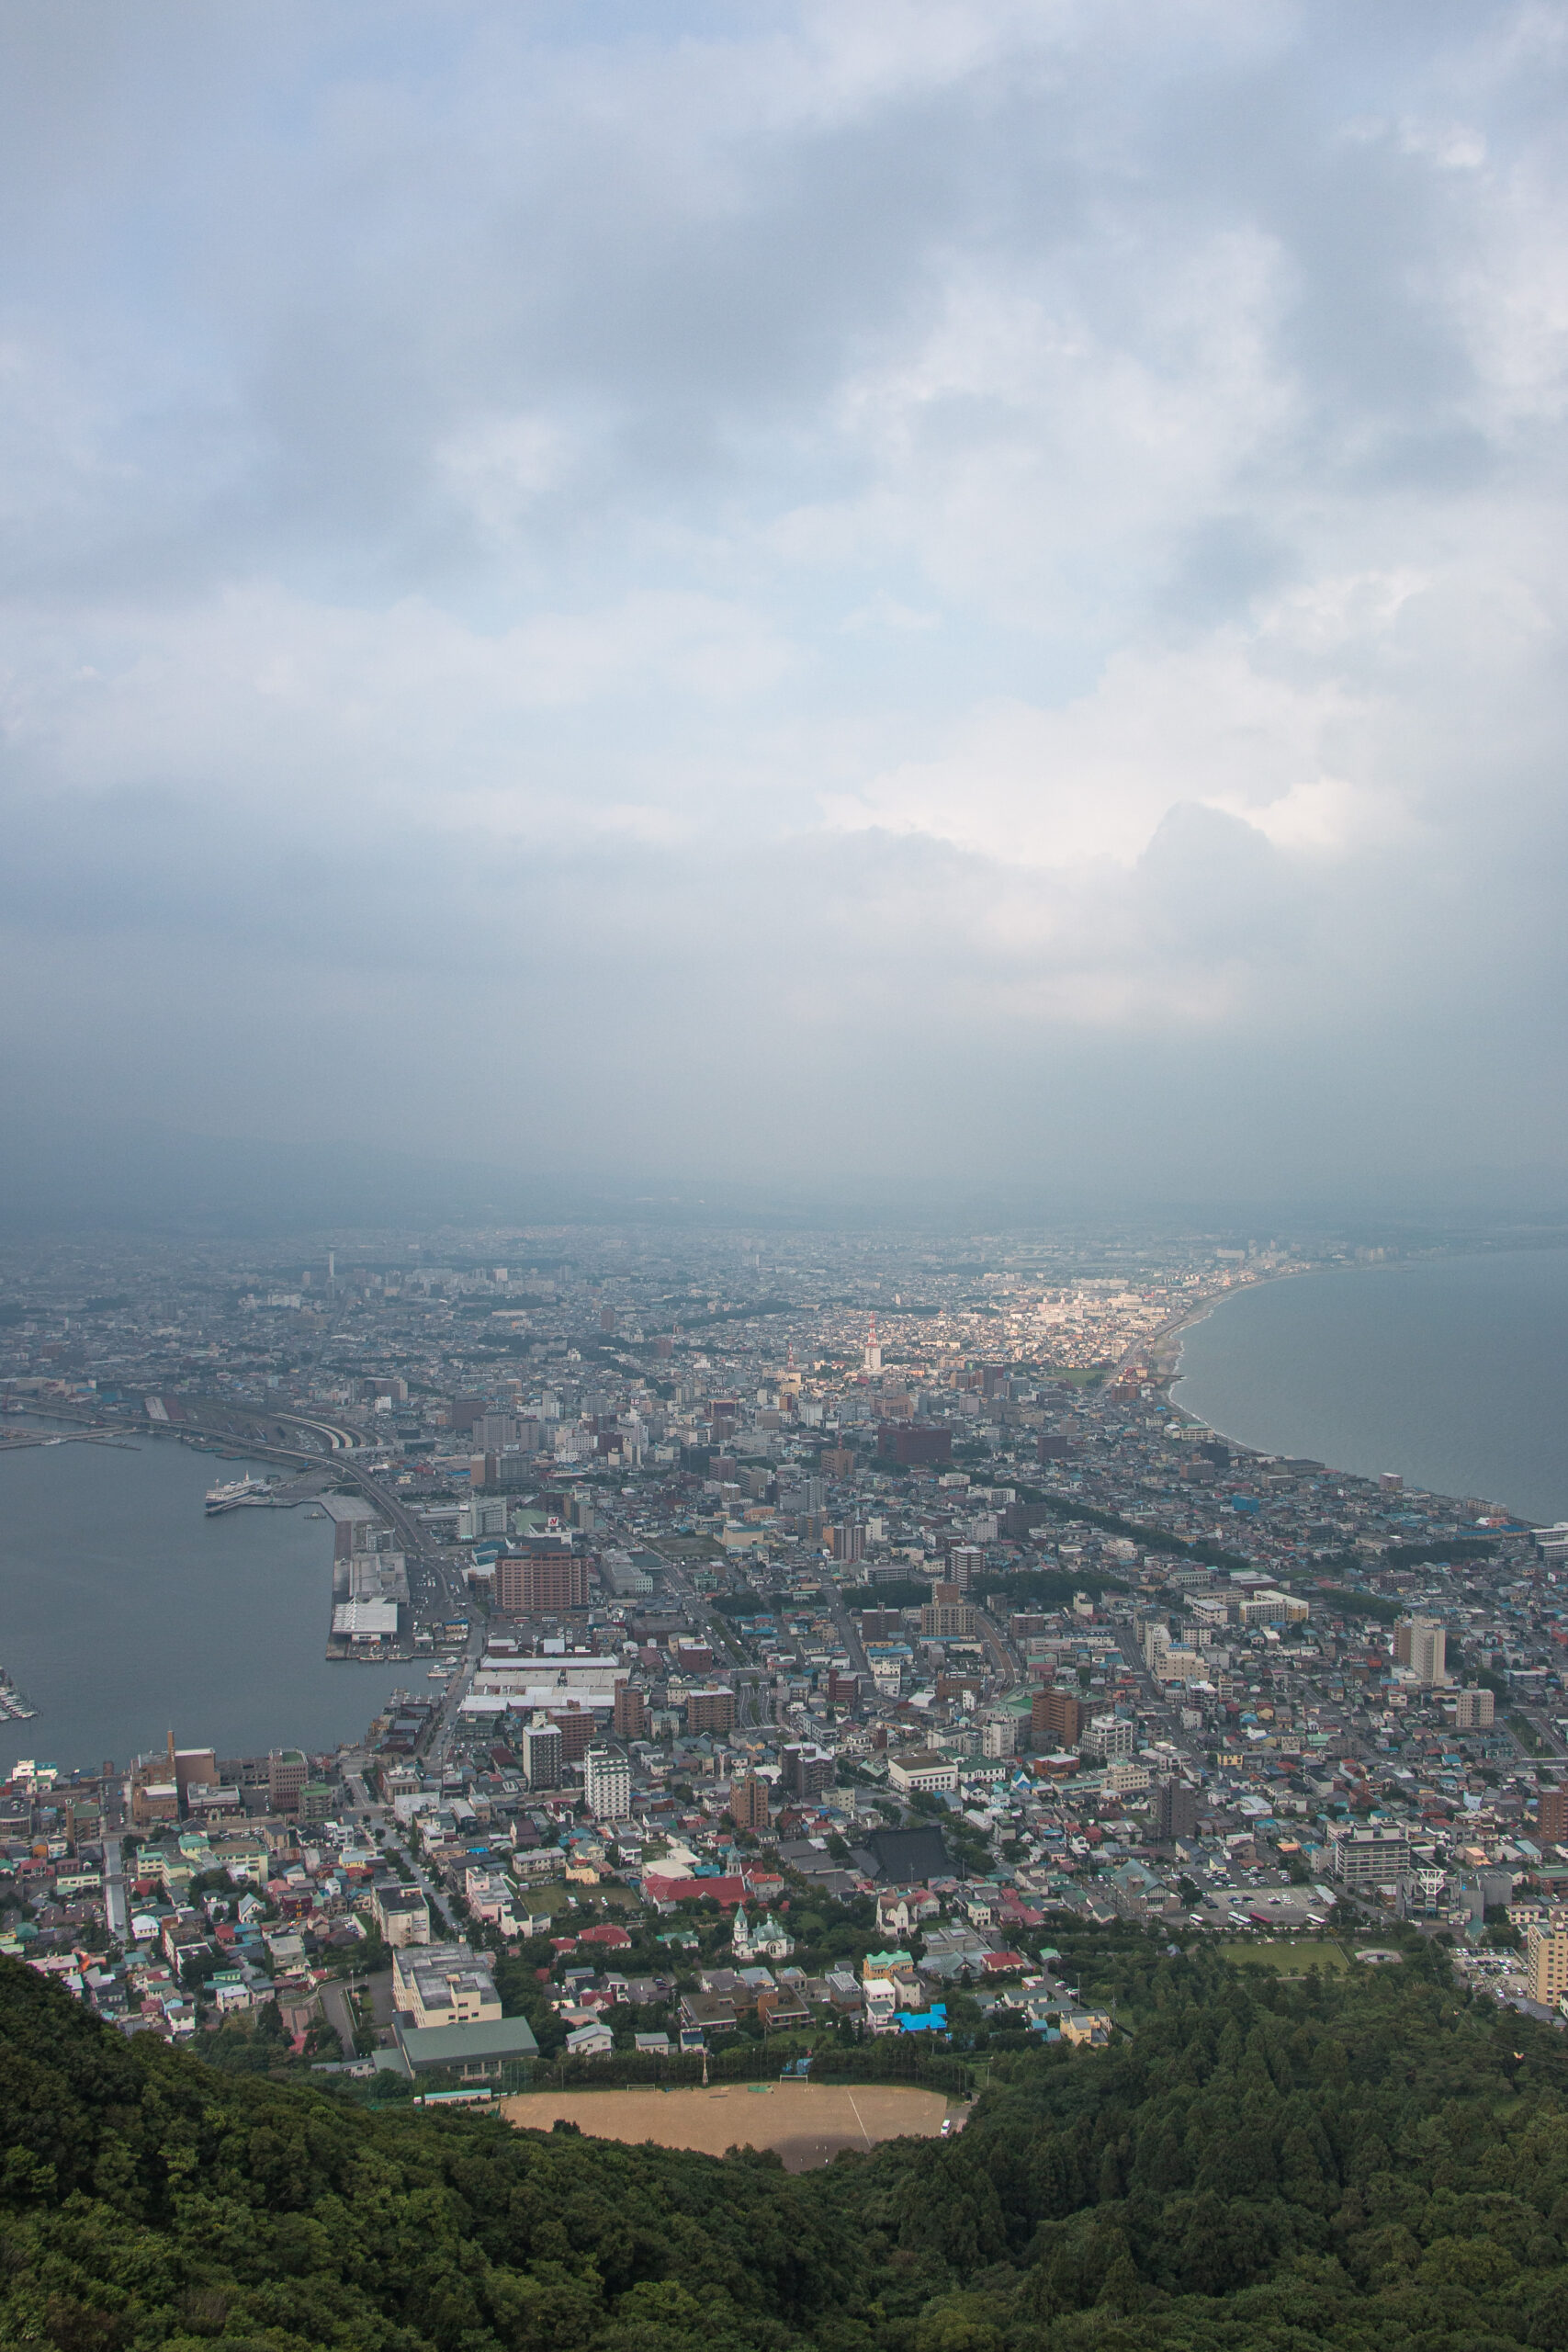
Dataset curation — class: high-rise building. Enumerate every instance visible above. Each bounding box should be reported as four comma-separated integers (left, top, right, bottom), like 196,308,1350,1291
1082,1713,1134,1762
863,1316,882,1375
981,1718,1016,1760
1327,1824,1410,1885
494,1540,595,1615
584,1743,631,1822
731,1772,771,1831
920,1590,975,1638
520,1717,562,1792
1031,1688,1082,1750
166,1733,219,1812
948,1546,984,1591
782,1742,835,1802
268,1748,308,1814
830,1520,865,1563
1152,1779,1198,1841
1455,1687,1495,1731
613,1683,649,1742
877,1423,952,1466
1539,1785,1568,1843
1528,1923,1568,2005
547,1706,598,1762
1394,1616,1448,1686
686,1687,737,1736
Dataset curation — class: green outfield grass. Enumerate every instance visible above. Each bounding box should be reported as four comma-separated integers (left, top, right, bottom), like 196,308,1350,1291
1219,1938,1348,1974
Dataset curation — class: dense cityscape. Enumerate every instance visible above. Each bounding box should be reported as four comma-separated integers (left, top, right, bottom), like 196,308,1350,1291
6,1221,1568,2091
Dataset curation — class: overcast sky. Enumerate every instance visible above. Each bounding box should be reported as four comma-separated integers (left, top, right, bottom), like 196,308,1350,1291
3,1,1566,1212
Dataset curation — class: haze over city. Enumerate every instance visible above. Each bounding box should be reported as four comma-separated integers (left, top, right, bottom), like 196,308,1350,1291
3,0,1567,1227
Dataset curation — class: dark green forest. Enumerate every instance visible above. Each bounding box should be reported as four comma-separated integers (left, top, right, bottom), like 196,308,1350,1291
7,1943,1568,2352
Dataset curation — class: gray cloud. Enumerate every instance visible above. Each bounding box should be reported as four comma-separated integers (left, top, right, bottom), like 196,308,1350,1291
1,0,1566,1214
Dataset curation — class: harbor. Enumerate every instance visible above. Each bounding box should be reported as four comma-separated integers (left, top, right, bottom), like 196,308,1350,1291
0,1421,416,1774
205,1473,323,1515
0,1668,35,1721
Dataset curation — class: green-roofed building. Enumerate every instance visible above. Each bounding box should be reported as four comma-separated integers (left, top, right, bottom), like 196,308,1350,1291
391,2015,540,2081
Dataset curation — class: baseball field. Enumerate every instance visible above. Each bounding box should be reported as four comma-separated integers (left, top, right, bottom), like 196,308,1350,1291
501,2080,955,2171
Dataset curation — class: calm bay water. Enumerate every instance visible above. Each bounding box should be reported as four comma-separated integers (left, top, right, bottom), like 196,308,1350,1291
0,1428,415,1777
1173,1250,1568,1525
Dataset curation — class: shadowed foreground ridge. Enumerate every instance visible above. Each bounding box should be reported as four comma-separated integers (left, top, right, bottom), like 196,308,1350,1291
6,1943,1568,2351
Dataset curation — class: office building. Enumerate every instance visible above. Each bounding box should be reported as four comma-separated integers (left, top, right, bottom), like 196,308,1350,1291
686,1687,736,1736
948,1546,984,1592
731,1772,771,1831
372,1883,432,1949
1527,1924,1568,2006
1394,1616,1448,1687
521,1717,562,1792
877,1423,952,1467
392,1942,501,2030
268,1749,308,1814
584,1743,631,1822
613,1683,649,1742
548,1705,599,1762
1152,1779,1198,1841
1032,1688,1082,1750
1083,1713,1134,1762
782,1741,835,1803
1539,1785,1568,1844
921,1587,976,1639
494,1540,594,1615
164,1734,219,1813
1327,1824,1411,1886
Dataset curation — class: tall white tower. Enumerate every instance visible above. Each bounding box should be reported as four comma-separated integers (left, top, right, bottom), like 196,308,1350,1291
863,1315,882,1375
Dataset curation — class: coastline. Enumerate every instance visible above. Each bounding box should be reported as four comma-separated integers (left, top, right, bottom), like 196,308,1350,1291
1161,1252,1568,1525
1132,1265,1320,1421
0,1426,411,1773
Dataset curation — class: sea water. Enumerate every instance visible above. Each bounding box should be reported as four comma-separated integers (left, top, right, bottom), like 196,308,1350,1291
1173,1250,1568,1525
0,1427,414,1776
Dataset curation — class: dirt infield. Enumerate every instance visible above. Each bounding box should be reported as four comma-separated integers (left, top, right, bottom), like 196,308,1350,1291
500,2081,955,2171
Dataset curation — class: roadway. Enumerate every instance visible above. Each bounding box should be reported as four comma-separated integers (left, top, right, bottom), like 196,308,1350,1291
101,1835,128,1943
425,1619,487,1770
320,1976,360,2062
383,1838,458,1937
969,1597,1020,1691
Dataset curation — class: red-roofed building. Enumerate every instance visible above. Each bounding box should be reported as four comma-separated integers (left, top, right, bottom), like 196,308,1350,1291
642,1872,747,1908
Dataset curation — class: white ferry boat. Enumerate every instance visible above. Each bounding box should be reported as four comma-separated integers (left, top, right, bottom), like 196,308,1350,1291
204,1476,273,1514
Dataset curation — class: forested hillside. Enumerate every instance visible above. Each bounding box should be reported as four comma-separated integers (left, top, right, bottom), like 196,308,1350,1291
6,1943,1568,2352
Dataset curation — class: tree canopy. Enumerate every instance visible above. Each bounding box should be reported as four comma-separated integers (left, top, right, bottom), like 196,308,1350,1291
6,1941,1568,2350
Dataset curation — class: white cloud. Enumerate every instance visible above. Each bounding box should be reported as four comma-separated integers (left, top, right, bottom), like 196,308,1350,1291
0,0,1565,1194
